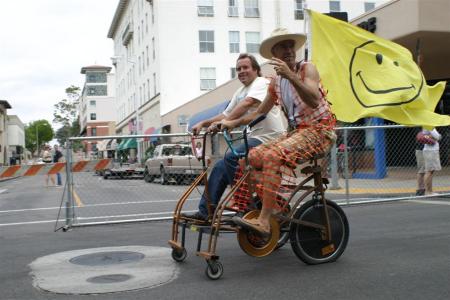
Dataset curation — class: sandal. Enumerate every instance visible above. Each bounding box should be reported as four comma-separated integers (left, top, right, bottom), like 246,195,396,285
232,216,271,238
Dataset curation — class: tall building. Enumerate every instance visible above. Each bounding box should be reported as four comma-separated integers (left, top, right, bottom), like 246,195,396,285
7,115,25,165
78,65,116,158
0,100,12,165
107,0,386,150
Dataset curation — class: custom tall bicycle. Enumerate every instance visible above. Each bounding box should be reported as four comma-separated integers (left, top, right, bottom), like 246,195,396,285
169,117,349,280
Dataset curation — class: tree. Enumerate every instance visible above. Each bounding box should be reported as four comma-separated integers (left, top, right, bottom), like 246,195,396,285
53,85,80,143
25,120,54,156
55,119,82,150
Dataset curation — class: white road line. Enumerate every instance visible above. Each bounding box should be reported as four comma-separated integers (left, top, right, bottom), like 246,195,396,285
77,210,181,220
0,189,7,194
0,220,56,227
0,211,184,227
0,198,199,214
407,199,450,205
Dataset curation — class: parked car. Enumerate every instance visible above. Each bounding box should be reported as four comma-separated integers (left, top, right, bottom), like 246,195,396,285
103,162,145,179
27,158,45,165
144,144,209,185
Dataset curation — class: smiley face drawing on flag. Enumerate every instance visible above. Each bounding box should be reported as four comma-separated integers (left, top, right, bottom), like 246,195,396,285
308,9,449,127
350,40,425,108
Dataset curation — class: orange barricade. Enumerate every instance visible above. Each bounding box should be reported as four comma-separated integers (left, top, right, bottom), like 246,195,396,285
0,159,112,178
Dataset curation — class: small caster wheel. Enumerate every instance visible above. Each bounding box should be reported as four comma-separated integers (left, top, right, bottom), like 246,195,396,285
171,248,187,262
205,260,223,280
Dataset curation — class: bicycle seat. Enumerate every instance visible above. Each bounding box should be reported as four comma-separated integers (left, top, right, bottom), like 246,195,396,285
282,152,325,170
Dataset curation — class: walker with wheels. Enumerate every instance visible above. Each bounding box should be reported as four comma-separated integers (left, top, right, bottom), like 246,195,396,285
168,116,349,280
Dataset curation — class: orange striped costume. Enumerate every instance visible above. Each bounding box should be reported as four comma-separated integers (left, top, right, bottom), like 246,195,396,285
232,61,336,211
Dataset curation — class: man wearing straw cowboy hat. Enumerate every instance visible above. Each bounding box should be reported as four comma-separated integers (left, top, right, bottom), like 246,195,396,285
219,28,336,236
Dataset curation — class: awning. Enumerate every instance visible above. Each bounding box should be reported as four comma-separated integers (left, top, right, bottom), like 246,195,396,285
107,139,117,151
96,140,111,152
188,100,230,131
116,139,128,151
123,138,137,149
144,127,161,142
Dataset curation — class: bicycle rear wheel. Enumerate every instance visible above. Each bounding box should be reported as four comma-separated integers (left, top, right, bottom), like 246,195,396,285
290,199,349,265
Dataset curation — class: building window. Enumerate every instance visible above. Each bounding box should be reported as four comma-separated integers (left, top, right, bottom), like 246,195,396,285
294,0,304,20
200,67,216,90
228,0,239,17
138,26,141,45
153,73,157,94
90,113,97,120
147,78,150,99
198,0,214,17
245,31,260,53
138,56,142,75
86,72,106,83
231,67,237,79
143,82,146,102
364,2,375,12
89,100,96,106
229,31,240,53
244,0,259,17
87,85,107,96
329,1,340,12
151,3,154,23
146,46,150,66
91,127,97,136
152,37,156,60
199,30,214,53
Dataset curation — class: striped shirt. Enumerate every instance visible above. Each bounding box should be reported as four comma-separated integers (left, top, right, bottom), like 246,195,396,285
269,61,332,127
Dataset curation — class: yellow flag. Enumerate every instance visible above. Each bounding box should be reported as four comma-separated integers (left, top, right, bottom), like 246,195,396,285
308,10,449,127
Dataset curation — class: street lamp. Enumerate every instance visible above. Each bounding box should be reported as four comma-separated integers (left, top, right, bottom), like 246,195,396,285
111,55,141,164
35,123,39,157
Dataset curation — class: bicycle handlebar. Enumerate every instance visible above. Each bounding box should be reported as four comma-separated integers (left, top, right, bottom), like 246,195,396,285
222,114,266,158
248,114,266,128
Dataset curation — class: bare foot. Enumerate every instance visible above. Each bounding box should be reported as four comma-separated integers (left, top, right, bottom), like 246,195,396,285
247,218,270,233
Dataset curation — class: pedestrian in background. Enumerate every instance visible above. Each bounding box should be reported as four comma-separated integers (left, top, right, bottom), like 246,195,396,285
195,142,203,158
415,127,441,196
53,145,63,187
43,145,55,187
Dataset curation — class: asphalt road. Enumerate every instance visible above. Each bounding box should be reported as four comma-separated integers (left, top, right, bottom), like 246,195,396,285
0,176,449,300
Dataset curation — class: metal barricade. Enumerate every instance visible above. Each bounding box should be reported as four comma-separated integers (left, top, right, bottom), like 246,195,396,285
59,125,450,228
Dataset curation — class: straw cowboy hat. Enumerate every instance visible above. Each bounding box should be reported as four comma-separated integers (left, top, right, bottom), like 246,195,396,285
259,28,307,59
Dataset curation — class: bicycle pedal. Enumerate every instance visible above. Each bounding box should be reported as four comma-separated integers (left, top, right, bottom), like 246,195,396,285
321,244,335,256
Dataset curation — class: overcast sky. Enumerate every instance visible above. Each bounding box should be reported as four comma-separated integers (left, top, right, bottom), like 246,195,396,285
0,0,120,126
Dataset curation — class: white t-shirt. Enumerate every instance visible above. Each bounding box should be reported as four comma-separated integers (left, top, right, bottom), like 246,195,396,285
223,77,286,143
423,128,441,151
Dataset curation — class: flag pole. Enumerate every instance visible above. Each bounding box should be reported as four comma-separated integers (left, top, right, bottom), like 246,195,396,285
305,8,311,61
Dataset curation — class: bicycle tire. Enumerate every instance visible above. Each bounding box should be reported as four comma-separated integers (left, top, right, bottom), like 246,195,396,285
290,199,349,265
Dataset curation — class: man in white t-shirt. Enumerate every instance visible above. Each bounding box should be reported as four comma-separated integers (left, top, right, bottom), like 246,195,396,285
184,53,286,221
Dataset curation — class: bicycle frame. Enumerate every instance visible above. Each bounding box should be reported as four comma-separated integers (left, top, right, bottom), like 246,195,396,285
169,132,212,251
169,116,348,279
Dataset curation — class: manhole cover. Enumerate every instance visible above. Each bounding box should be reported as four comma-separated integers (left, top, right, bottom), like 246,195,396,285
86,274,132,284
69,251,145,266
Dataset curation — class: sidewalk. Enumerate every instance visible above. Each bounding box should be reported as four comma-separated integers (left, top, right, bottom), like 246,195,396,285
326,166,450,201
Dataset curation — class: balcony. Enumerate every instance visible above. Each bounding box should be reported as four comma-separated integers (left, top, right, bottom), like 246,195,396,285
122,23,134,46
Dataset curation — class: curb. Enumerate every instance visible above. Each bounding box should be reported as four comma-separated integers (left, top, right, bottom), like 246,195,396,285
0,176,21,183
